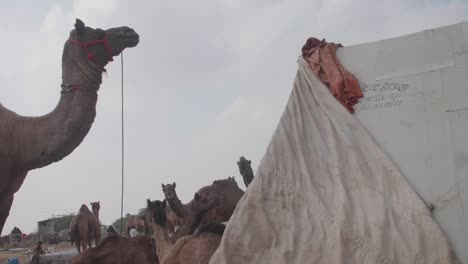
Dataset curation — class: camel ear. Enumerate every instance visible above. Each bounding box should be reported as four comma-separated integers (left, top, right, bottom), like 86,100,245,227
75,19,85,35
194,193,200,201
147,199,151,207
248,160,251,165
161,184,164,188
173,182,176,188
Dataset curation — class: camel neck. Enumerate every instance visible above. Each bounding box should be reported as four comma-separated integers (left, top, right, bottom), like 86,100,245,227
93,211,99,221
170,201,206,242
167,195,185,219
153,224,173,261
241,166,255,187
12,48,103,171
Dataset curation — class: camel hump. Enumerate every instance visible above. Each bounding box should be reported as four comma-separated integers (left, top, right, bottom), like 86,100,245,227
196,223,226,236
79,204,90,213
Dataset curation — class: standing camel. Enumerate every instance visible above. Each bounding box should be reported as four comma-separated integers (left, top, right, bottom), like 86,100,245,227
161,183,184,235
70,201,101,252
0,19,139,234
147,198,224,264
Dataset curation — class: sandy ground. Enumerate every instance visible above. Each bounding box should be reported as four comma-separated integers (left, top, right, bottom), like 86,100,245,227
0,243,74,264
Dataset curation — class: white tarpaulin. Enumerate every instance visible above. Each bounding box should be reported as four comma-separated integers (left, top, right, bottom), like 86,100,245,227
210,23,466,263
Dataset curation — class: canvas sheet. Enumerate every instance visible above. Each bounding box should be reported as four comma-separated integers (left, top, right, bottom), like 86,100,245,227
209,58,459,263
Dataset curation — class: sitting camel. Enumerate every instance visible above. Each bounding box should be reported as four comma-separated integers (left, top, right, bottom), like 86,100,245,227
237,156,255,187
162,183,184,235
71,236,158,264
147,198,224,264
162,177,243,242
70,202,101,252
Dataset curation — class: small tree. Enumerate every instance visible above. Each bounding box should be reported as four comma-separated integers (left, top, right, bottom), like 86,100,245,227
111,213,132,235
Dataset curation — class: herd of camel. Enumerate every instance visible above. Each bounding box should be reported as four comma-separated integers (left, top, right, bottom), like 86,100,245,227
69,156,255,264
0,17,258,264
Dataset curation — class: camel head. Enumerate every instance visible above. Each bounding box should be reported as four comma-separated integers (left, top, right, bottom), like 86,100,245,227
66,18,139,69
162,182,177,199
147,199,167,227
90,201,100,214
193,192,221,213
237,156,252,174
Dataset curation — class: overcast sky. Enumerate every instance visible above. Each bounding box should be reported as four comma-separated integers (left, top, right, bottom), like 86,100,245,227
1,0,467,235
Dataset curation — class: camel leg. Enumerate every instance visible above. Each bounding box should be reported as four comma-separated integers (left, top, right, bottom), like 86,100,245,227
76,239,81,253
0,193,14,235
95,227,101,246
81,236,88,251
79,222,89,251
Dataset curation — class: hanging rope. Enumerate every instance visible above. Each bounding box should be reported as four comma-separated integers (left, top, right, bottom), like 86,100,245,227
120,51,125,235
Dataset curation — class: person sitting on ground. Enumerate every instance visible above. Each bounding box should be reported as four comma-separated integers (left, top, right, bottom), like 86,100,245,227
31,241,46,264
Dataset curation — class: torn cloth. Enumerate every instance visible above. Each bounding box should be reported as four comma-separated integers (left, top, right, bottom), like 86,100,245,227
302,37,363,113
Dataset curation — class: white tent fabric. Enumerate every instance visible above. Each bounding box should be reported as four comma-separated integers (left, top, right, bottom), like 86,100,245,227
339,21,468,263
209,58,459,263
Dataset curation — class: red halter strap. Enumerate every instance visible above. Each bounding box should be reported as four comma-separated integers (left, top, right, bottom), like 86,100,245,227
68,33,114,71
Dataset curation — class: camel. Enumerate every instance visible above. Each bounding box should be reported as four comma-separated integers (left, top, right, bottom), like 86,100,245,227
161,183,184,235
237,156,255,187
71,236,159,264
147,198,225,264
197,177,244,225
161,178,243,242
0,18,139,234
70,202,101,252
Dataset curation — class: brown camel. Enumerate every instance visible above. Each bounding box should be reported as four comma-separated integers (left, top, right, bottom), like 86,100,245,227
237,156,255,187
0,18,139,235
162,177,243,242
71,236,158,264
147,198,224,264
162,183,184,235
70,202,101,252
197,177,244,225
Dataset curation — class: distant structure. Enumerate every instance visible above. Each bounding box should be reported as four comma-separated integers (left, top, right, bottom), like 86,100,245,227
37,215,74,241
106,225,120,237
0,227,24,247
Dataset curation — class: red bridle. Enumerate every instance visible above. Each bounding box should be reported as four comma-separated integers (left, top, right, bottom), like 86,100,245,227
68,32,114,70
61,33,114,93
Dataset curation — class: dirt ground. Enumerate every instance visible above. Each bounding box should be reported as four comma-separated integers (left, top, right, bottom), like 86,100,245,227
0,243,74,264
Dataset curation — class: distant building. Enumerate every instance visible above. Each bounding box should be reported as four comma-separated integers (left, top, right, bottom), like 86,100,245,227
37,214,75,241
38,218,58,235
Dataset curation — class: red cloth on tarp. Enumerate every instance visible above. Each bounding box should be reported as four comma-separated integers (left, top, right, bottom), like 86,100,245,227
302,37,363,113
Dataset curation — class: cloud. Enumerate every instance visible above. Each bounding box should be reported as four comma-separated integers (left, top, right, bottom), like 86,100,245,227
73,0,117,25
